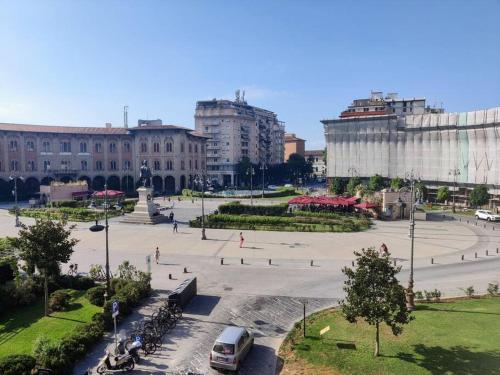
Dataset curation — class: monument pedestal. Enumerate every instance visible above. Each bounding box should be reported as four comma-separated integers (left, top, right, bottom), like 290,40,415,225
121,187,168,225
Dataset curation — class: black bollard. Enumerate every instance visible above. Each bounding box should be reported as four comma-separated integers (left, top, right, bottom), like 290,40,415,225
475,252,477,259
169,273,172,280
486,250,489,256
241,258,243,265
431,258,434,264
220,258,224,265
497,248,499,254
461,254,464,261
183,267,187,273
352,261,355,267
467,220,469,224
268,259,272,265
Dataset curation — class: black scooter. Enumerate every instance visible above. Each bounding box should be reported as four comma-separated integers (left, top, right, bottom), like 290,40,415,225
96,339,141,374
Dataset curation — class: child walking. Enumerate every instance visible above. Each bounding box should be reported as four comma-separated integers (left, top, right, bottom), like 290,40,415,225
239,232,245,248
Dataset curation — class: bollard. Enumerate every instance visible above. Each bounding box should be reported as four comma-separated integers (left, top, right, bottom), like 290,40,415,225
169,273,172,280
310,260,313,267
484,224,486,229
241,258,244,265
268,259,272,265
393,259,397,266
461,254,464,261
486,250,489,256
467,220,469,224
220,258,224,265
493,226,495,231
183,267,187,273
475,252,477,259
352,261,355,267
431,258,434,264
497,247,499,254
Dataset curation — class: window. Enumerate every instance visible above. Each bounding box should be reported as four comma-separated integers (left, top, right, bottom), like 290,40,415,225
201,160,205,170
153,142,160,153
188,144,192,153
123,160,131,170
180,143,185,152
189,160,192,170
95,143,102,153
110,160,117,170
26,160,36,171
95,160,103,171
43,160,51,171
165,142,173,153
81,160,88,170
194,144,198,153
201,144,205,153
403,108,407,113
166,160,173,170
10,160,19,171
181,160,185,170
109,142,117,153
9,140,18,152
61,160,71,170
141,142,147,153
195,159,198,169
60,141,71,153
154,160,160,170
123,142,131,153
26,140,35,152
205,126,208,131
42,141,51,152
363,108,369,112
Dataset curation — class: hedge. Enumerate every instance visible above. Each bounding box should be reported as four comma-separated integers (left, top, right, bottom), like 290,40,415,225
0,354,36,375
218,202,289,216
182,187,298,199
13,207,125,222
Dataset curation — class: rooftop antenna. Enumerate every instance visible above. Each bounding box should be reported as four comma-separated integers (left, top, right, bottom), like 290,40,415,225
235,89,240,102
242,90,245,103
123,105,128,128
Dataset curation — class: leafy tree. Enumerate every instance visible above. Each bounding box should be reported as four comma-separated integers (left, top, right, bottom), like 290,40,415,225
415,181,428,200
14,219,78,316
346,177,361,196
330,177,346,195
286,153,312,184
236,156,253,187
390,177,404,190
368,174,386,191
436,186,450,203
469,185,489,207
341,247,413,357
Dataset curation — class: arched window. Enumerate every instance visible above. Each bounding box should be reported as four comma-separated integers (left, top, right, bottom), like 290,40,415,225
43,160,51,171
189,160,192,170
81,160,88,171
180,143,185,153
123,160,131,170
9,140,18,152
95,143,102,153
181,160,185,170
153,142,160,153
154,160,161,171
26,160,36,171
109,142,117,153
95,161,103,171
195,159,198,169
110,160,117,170
42,141,51,153
123,142,131,153
194,144,198,153
80,142,87,153
165,142,173,153
140,142,147,153
188,143,192,153
26,140,35,152
10,160,19,171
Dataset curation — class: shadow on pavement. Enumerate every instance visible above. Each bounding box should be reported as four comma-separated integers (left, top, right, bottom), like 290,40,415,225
184,295,221,316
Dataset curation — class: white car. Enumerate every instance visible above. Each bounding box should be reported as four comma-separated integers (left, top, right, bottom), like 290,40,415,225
475,210,500,221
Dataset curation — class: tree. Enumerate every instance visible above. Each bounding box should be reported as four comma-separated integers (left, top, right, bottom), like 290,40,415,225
415,181,428,200
14,219,78,316
469,185,489,207
436,186,450,203
368,174,386,192
341,247,413,357
346,176,361,196
330,177,346,195
286,153,312,184
390,177,404,190
236,157,253,187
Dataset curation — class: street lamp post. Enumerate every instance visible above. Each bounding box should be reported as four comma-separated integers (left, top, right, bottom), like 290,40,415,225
89,184,111,295
260,164,267,198
194,173,207,240
407,178,416,311
10,175,24,227
449,168,460,213
246,167,255,206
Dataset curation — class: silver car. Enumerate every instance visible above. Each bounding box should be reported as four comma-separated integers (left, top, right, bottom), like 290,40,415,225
209,326,254,372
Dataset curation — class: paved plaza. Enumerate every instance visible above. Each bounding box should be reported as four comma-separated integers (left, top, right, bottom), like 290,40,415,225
1,199,499,374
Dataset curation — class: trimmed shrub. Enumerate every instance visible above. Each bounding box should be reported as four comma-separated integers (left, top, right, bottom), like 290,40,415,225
487,282,499,296
461,286,475,297
0,354,36,375
218,202,289,216
49,290,71,312
57,275,95,290
0,256,17,283
86,285,106,306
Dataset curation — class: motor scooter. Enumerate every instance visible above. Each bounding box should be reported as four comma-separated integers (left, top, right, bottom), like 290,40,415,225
96,338,141,374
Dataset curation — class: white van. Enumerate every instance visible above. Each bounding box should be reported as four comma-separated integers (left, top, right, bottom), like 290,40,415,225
209,326,254,372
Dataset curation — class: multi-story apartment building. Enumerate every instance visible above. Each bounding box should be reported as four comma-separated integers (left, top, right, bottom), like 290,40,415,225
339,91,443,119
284,133,306,161
305,150,326,178
0,120,208,199
195,94,285,186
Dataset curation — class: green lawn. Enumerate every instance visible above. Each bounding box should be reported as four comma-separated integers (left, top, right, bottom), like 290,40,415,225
0,290,101,357
281,298,500,375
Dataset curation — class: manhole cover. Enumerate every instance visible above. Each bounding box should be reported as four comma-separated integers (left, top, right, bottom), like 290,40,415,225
254,320,267,326
224,287,233,291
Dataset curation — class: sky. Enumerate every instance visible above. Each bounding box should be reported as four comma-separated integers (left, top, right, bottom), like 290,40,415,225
1,1,499,149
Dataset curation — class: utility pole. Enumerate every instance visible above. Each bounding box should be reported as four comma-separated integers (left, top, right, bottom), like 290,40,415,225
247,167,255,206
449,168,460,213
260,163,267,198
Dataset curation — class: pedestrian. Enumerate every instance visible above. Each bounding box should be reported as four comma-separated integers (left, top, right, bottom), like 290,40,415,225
239,232,244,248
173,220,178,233
169,211,174,222
155,247,160,264
380,243,389,256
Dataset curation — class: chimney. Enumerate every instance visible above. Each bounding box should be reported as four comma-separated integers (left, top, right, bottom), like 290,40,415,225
105,123,112,128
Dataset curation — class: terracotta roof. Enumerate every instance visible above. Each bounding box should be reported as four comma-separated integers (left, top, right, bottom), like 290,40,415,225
284,133,305,142
0,122,129,135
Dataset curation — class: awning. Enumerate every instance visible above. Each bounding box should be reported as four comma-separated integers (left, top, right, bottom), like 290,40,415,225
288,195,358,206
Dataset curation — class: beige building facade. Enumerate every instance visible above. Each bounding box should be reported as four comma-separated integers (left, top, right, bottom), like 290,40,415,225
0,121,207,199
284,133,306,161
305,150,326,177
195,95,285,186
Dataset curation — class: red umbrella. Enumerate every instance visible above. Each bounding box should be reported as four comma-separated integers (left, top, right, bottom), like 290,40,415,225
93,190,124,198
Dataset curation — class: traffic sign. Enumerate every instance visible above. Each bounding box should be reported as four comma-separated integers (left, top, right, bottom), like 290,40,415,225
112,301,119,318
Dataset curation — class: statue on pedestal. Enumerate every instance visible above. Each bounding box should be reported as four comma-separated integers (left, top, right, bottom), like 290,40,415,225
139,160,152,187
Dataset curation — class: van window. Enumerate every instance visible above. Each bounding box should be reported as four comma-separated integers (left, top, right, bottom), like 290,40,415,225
237,336,245,350
213,342,234,355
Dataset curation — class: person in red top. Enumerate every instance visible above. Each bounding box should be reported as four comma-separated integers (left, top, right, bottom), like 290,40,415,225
380,243,389,256
239,232,245,248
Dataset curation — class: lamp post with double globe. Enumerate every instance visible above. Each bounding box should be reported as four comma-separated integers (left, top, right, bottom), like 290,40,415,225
10,175,24,227
246,167,255,206
193,173,207,240
260,164,267,198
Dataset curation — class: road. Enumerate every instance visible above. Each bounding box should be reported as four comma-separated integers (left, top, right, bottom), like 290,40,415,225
0,200,498,374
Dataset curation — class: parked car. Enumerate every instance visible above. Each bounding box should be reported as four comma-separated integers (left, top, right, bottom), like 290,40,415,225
209,326,254,372
475,209,500,221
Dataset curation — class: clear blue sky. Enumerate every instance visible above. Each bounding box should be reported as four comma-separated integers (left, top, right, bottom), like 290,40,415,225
1,0,499,149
